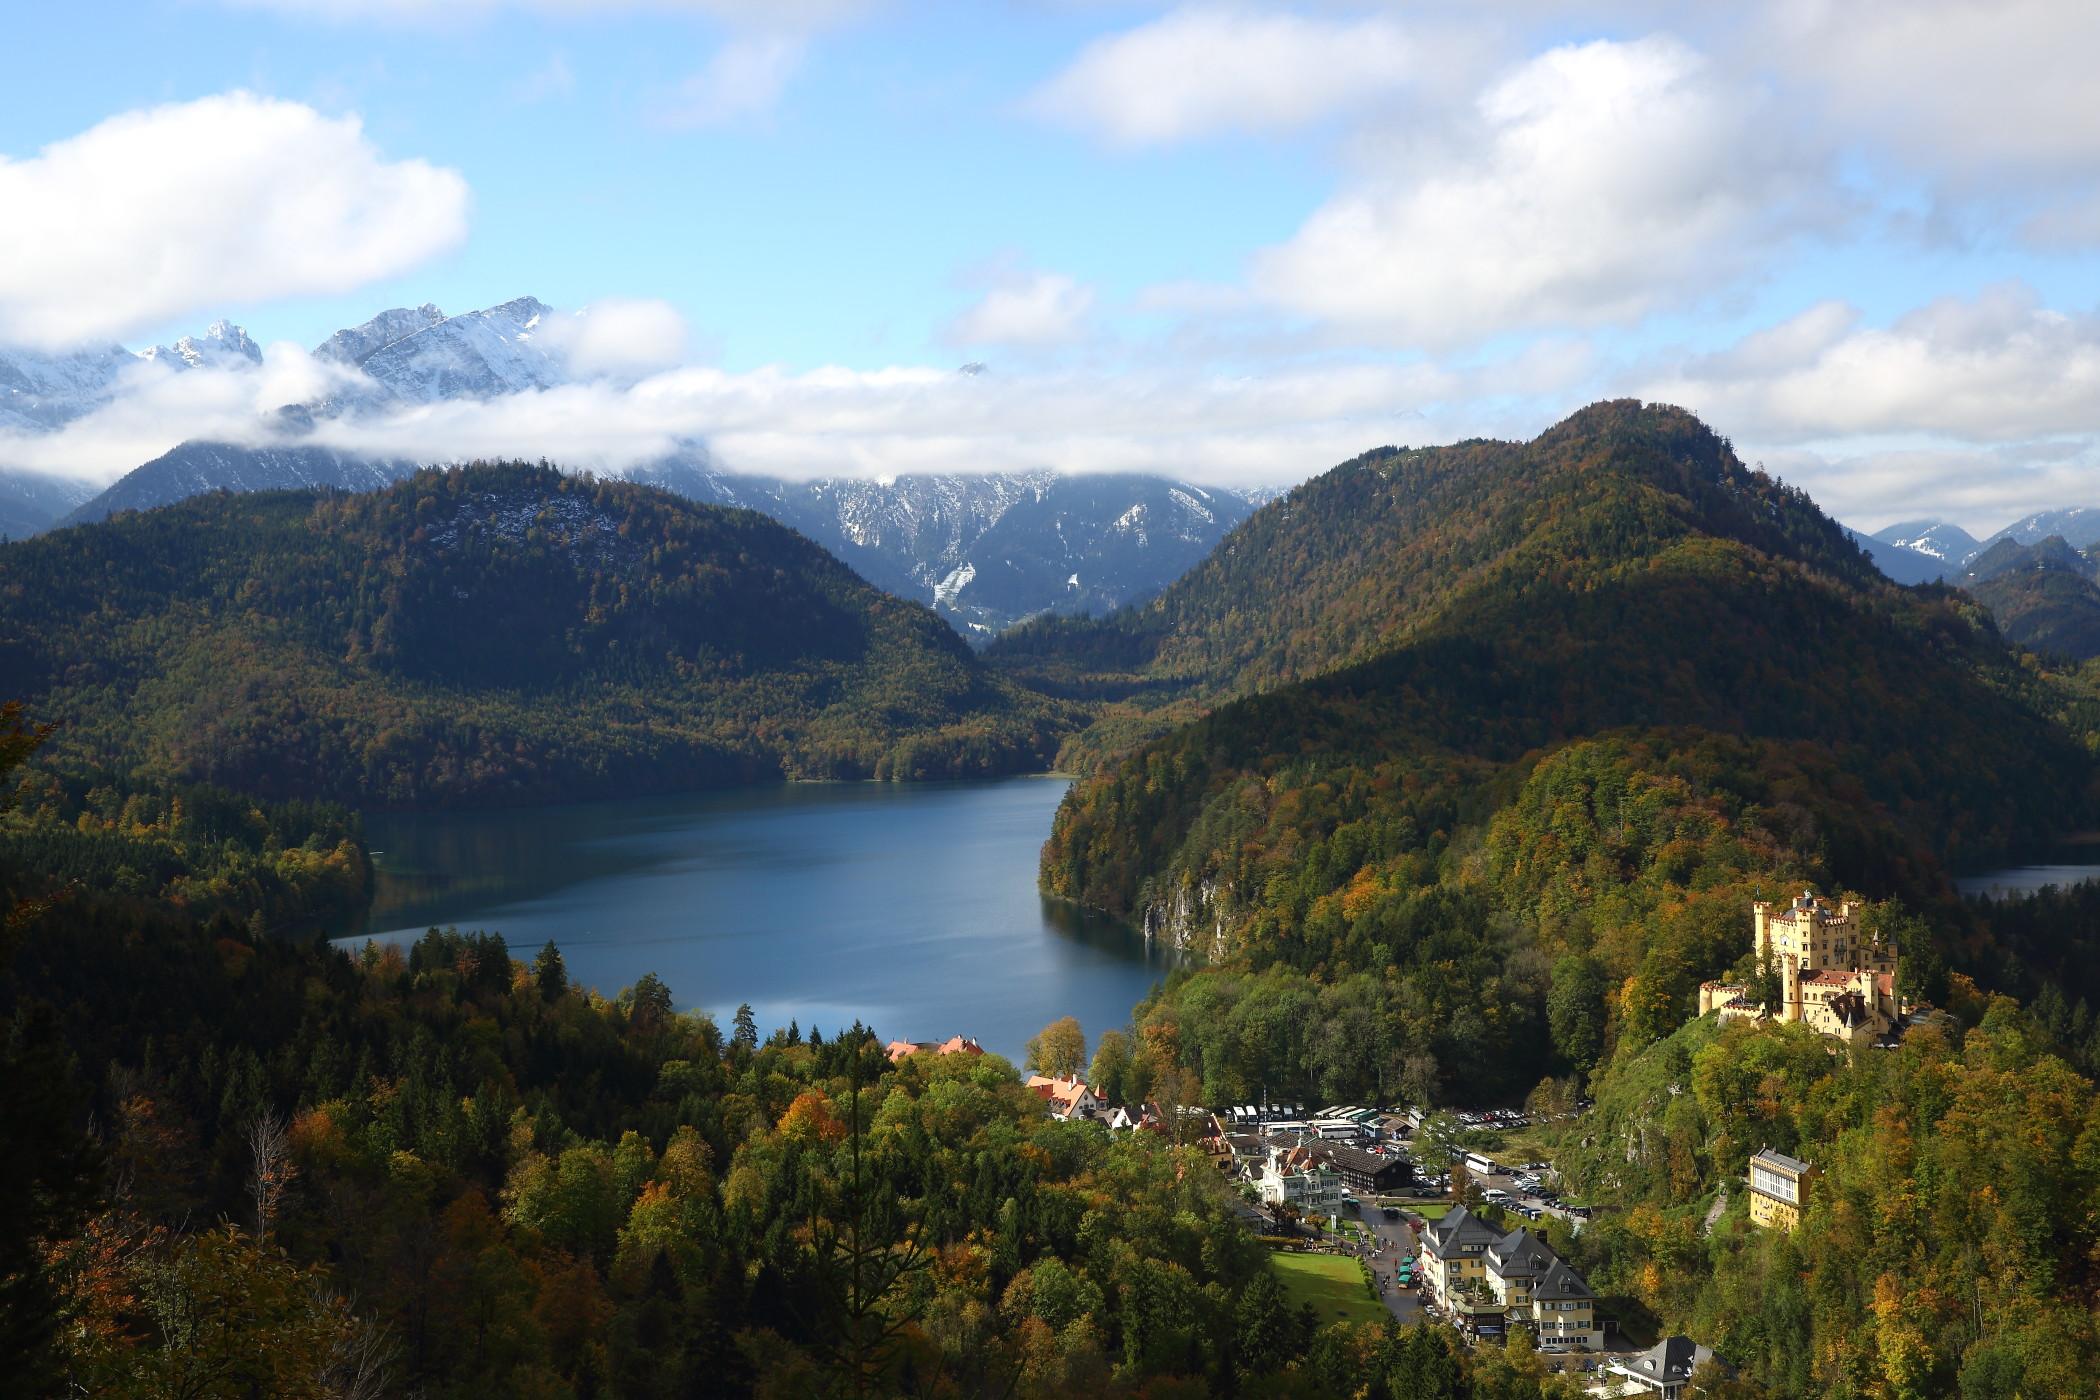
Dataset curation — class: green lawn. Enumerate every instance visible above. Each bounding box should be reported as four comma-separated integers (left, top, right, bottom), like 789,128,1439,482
1270,1252,1389,1327
1411,1201,1454,1221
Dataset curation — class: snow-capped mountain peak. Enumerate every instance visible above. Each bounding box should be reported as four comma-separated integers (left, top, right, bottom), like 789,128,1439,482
1990,507,2100,552
138,319,263,372
0,342,136,433
349,296,566,404
1870,518,1980,564
313,304,447,368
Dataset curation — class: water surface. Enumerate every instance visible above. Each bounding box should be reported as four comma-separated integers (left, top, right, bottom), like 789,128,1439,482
1955,863,2100,901
344,776,1173,1061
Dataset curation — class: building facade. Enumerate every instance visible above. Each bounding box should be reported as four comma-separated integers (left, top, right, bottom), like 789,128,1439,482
1420,1208,1602,1350
1256,1146,1343,1214
1747,1147,1814,1231
1418,1206,1502,1311
1481,1227,1602,1350
1323,1144,1413,1195
1698,891,1904,1047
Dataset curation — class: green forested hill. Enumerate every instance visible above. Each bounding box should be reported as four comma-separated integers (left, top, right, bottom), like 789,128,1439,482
1028,402,2097,1105
0,463,1070,806
1959,534,2100,660
989,400,1890,756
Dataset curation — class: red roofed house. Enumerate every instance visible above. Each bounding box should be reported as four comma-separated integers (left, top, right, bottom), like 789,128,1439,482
1026,1074,1102,1122
885,1034,986,1063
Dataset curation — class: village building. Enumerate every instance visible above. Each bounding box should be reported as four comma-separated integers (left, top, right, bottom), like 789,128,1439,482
1417,1206,1504,1315
1255,1145,1343,1214
1025,1074,1101,1122
1478,1227,1602,1351
1529,1259,1601,1351
1608,1336,1732,1398
1697,892,1904,1047
1321,1143,1414,1195
1746,1146,1814,1231
884,1034,985,1063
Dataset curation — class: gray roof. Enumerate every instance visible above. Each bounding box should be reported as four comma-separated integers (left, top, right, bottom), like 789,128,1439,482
1627,1336,1726,1381
1321,1144,1409,1176
1750,1146,1812,1175
1484,1228,1555,1277
1421,1205,1503,1259
1533,1257,1594,1301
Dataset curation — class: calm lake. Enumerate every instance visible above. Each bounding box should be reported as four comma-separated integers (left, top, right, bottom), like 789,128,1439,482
1955,863,2100,900
341,776,1175,1061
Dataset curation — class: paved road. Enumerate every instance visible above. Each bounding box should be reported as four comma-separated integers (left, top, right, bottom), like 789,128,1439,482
1350,1202,1423,1324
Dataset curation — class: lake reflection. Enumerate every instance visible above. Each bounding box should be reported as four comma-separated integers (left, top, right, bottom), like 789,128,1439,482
343,777,1176,1061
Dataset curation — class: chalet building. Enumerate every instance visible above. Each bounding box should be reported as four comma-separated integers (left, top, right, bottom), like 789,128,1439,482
1417,1207,1503,1312
1321,1143,1414,1195
1529,1259,1601,1351
1479,1227,1602,1351
1698,892,1904,1048
1025,1074,1101,1121
1747,1146,1814,1231
884,1034,985,1063
1609,1336,1733,1398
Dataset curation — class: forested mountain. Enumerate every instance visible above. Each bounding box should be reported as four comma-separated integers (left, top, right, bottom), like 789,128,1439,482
1000,402,2100,1394
1958,534,2100,659
0,463,1069,806
1026,402,2095,1103
992,399,1995,759
65,446,1257,636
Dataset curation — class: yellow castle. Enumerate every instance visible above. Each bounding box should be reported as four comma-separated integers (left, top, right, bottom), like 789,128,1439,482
1698,892,1904,1048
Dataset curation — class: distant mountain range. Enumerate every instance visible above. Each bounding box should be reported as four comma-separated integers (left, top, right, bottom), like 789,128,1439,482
1851,511,2100,586
0,296,1261,636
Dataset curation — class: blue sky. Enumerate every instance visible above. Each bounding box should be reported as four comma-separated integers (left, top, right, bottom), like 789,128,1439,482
6,1,2100,533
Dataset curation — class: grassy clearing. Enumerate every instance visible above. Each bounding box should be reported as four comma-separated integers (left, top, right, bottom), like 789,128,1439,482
1474,1124,1559,1169
1411,1201,1454,1221
1270,1251,1389,1327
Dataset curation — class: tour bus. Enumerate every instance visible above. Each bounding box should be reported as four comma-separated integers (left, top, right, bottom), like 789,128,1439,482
1312,1120,1365,1141
1463,1151,1504,1177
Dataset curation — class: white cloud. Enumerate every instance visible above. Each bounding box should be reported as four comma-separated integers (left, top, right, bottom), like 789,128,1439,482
1027,5,1420,146
660,36,806,128
1744,0,2100,246
1783,442,2100,537
1631,282,2100,532
0,339,1487,490
1251,35,1821,347
946,274,1096,348
1646,283,2100,445
0,93,467,350
1763,0,2100,177
0,343,375,484
541,298,692,377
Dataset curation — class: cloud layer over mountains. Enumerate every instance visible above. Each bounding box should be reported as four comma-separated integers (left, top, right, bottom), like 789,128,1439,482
6,1,2100,531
